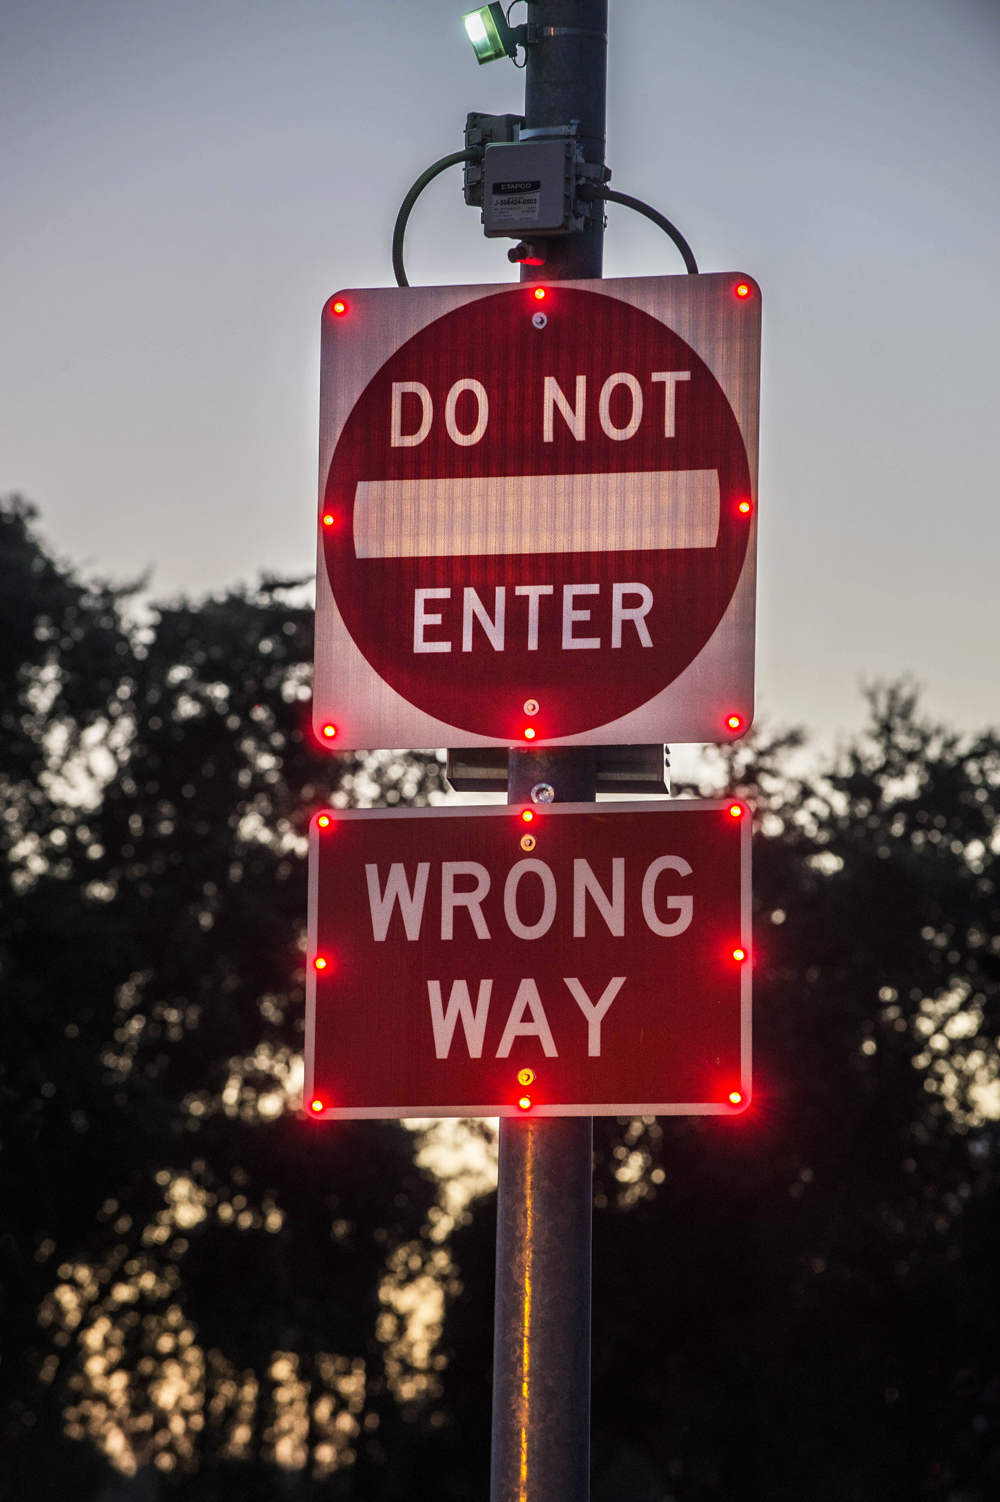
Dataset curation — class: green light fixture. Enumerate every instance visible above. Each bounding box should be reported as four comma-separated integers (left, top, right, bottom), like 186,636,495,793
463,4,516,64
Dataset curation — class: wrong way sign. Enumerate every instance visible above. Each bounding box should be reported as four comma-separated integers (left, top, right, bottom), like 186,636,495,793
304,800,751,1118
314,273,760,750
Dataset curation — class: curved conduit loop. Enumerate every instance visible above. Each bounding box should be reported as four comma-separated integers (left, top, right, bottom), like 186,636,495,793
592,186,699,274
392,150,478,288
391,158,699,286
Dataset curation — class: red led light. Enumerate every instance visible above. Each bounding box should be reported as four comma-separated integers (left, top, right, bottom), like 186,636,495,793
728,803,743,819
310,1098,324,1113
726,714,742,732
314,956,328,971
524,726,536,740
521,809,534,823
732,947,747,963
728,1090,743,1105
322,724,337,739
322,513,334,526
533,287,546,301
332,299,347,315
735,282,750,299
317,814,331,828
738,500,752,515
518,1096,531,1110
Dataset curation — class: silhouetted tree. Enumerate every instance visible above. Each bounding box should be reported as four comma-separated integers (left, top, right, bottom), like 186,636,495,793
0,498,449,1499
441,691,1000,1502
5,496,1000,1501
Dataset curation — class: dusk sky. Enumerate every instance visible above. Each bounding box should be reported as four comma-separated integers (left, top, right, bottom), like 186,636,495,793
2,0,998,743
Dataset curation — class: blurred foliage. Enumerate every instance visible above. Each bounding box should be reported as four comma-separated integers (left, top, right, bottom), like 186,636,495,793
3,495,1000,1500
0,498,450,1499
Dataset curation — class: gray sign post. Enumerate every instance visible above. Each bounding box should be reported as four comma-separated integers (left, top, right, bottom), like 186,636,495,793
491,8,608,1500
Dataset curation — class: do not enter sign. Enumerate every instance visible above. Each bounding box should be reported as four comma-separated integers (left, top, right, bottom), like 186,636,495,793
314,273,760,749
305,800,751,1118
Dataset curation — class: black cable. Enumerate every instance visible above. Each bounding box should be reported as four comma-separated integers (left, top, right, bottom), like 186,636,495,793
594,186,699,275
505,0,527,61
393,150,477,288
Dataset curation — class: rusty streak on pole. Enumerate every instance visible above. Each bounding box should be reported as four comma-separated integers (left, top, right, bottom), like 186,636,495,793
492,6,608,1501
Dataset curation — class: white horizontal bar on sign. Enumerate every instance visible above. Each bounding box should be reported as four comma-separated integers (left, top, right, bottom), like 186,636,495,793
353,469,720,559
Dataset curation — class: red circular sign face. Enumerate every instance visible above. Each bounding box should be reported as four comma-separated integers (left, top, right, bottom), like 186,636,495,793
323,286,751,740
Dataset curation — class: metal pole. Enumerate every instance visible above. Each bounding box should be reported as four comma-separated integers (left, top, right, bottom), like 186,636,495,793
491,6,608,1500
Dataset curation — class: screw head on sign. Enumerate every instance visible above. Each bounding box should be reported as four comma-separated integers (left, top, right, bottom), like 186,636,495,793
523,698,539,715
530,782,555,804
520,834,536,852
729,1090,743,1105
532,312,547,329
518,1069,535,1087
518,1096,531,1110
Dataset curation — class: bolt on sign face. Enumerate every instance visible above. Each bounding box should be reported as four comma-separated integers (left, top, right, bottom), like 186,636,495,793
305,801,751,1118
314,274,760,749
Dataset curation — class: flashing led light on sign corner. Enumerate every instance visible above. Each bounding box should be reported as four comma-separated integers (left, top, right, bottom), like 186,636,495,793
733,947,747,963
332,299,347,315
314,956,328,971
521,809,534,824
322,724,337,740
735,282,750,299
518,1096,531,1111
738,500,752,515
317,814,331,828
524,726,536,740
729,1091,743,1105
322,513,334,526
533,287,546,301
726,714,742,732
728,803,743,820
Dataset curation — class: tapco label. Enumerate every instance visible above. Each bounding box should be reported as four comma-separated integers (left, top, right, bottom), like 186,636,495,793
305,800,752,1118
490,179,541,221
314,274,760,749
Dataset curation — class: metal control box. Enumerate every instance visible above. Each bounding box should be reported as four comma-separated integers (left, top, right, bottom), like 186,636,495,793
464,111,524,207
483,139,579,237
